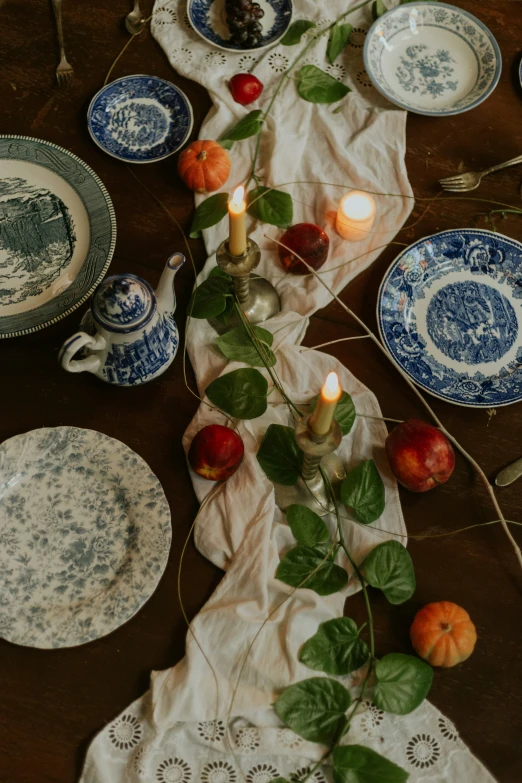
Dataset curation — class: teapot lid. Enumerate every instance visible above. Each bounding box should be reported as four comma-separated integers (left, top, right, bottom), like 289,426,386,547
92,274,156,333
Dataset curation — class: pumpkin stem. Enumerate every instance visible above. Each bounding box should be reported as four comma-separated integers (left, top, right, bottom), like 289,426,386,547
440,622,451,632
197,150,208,162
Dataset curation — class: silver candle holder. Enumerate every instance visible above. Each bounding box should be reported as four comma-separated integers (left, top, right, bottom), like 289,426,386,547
207,237,281,334
274,414,347,517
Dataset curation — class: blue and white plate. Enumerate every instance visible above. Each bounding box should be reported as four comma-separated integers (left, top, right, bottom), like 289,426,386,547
0,427,171,648
364,3,501,116
88,75,194,163
378,230,522,408
187,0,293,52
0,136,116,339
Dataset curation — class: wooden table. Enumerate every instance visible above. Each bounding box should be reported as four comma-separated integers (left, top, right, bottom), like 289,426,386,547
1,2,521,781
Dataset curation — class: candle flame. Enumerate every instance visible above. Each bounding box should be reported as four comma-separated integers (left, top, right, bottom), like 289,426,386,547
323,371,341,401
231,185,246,209
341,192,374,221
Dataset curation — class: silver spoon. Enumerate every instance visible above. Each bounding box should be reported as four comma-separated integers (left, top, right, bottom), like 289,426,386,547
495,457,522,487
125,0,146,35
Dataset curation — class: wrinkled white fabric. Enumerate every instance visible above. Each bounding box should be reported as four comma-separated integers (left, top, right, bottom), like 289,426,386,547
80,2,496,782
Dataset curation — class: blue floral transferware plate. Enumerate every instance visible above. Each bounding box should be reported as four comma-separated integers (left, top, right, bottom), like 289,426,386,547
364,3,501,116
88,75,194,163
378,230,522,408
0,427,171,648
187,0,293,52
0,136,116,339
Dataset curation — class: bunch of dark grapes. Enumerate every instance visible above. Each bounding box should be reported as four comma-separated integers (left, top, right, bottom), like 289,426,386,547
225,0,264,47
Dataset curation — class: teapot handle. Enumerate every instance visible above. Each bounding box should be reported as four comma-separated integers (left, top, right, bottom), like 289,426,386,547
59,332,106,374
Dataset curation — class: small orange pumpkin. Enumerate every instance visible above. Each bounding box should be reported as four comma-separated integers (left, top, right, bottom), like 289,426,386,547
410,601,477,668
177,140,231,193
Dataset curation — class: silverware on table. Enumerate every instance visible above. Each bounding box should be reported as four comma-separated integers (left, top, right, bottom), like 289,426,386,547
495,457,522,487
51,0,74,88
125,0,147,35
439,154,522,192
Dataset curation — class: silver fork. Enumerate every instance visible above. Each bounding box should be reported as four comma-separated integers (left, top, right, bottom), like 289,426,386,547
51,0,74,88
439,154,522,192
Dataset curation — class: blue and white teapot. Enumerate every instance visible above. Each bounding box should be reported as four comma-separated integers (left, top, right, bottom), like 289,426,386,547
59,253,185,386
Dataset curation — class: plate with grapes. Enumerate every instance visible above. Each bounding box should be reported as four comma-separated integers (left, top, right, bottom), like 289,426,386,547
187,0,293,52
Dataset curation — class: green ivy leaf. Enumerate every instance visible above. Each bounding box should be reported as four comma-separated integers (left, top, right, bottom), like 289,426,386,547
299,617,369,676
281,19,316,45
286,504,329,546
372,0,388,20
187,275,231,319
221,110,263,142
341,459,385,524
216,324,276,368
297,65,351,104
333,745,408,783
257,424,302,486
373,653,433,715
247,186,293,228
310,391,356,436
274,677,351,744
219,139,234,150
276,544,348,596
361,540,415,605
327,23,353,64
205,368,268,419
189,193,229,238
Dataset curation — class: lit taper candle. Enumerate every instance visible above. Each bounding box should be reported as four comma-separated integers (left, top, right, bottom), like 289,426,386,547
228,185,247,257
309,372,342,436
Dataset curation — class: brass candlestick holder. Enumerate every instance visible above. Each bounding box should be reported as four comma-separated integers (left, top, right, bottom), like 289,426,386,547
207,237,281,334
274,414,347,517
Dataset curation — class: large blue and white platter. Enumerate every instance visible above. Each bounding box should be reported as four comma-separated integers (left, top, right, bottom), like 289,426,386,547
0,427,171,648
88,75,194,163
187,0,293,52
378,230,522,408
364,2,501,116
0,136,116,339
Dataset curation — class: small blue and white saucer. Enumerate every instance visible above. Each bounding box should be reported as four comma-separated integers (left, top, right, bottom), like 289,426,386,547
378,230,522,408
187,0,293,52
88,75,194,163
364,2,501,116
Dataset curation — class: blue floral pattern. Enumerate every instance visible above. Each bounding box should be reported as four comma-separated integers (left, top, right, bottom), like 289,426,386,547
88,76,194,163
378,230,522,407
364,2,501,116
396,46,458,99
0,427,171,648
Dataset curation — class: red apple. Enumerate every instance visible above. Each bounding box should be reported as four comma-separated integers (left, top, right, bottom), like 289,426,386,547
385,419,455,492
188,424,244,481
229,73,264,105
278,223,329,275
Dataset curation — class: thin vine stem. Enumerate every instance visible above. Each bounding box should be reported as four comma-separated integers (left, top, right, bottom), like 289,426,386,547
246,0,374,185
266,233,522,571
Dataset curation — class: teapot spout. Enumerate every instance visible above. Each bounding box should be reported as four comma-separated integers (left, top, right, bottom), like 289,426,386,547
155,253,185,315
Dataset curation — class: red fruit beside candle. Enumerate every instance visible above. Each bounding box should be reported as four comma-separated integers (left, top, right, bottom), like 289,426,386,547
229,73,264,105
278,223,330,275
385,419,455,492
188,424,244,481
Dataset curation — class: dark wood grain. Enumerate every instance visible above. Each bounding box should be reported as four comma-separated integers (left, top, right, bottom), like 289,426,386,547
0,1,521,781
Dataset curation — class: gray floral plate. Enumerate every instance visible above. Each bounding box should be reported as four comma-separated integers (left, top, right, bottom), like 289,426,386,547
0,136,116,338
0,427,171,648
364,2,501,116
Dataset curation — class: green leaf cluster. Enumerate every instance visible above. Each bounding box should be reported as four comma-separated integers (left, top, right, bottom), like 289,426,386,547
206,368,268,419
327,23,353,64
257,424,302,486
276,544,348,596
247,186,293,228
187,268,232,319
280,19,316,46
341,459,385,524
298,65,351,104
189,192,229,238
216,324,276,368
